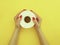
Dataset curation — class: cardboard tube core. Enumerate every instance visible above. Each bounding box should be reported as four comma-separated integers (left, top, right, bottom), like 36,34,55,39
24,16,31,23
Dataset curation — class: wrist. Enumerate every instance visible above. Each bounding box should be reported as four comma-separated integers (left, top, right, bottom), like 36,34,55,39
35,27,41,33
35,26,40,30
15,26,21,30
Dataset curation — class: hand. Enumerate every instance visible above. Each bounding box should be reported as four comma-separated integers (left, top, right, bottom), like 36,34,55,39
14,14,22,29
32,17,40,30
30,10,42,30
14,9,26,29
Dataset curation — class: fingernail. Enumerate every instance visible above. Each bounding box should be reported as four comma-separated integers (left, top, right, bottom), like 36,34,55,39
36,18,39,21
20,15,22,18
32,17,35,20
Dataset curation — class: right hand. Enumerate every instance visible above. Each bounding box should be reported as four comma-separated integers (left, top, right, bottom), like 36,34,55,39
30,10,41,30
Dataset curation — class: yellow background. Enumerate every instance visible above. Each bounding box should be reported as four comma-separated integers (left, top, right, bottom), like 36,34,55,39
0,0,60,45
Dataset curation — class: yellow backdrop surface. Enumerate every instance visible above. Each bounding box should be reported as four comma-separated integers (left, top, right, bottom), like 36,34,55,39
0,0,60,45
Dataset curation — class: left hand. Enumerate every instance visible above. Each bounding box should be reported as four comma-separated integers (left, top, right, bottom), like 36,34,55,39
14,9,26,29
14,14,22,29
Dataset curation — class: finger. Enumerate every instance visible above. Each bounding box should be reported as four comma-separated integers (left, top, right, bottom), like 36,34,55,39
19,15,22,21
14,9,26,21
18,18,20,23
30,10,38,17
32,17,38,24
36,17,41,23
14,15,22,24
30,10,40,18
36,17,39,23
16,16,22,26
30,10,42,24
30,10,41,23
32,18,39,28
17,15,22,22
17,9,26,16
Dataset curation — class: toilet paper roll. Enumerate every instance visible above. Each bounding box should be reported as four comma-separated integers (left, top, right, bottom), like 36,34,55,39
19,10,36,28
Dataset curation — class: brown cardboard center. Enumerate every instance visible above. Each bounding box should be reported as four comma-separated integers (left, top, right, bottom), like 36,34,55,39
24,16,31,23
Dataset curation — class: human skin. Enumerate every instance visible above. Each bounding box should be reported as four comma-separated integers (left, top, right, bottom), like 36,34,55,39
8,9,48,45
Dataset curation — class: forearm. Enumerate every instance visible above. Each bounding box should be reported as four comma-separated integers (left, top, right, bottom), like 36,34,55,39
36,28,48,45
9,27,20,45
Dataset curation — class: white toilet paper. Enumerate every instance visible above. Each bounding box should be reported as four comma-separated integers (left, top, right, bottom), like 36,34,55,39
19,10,36,28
